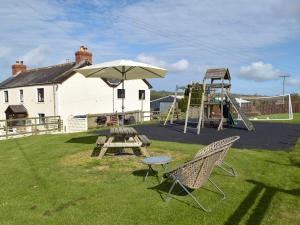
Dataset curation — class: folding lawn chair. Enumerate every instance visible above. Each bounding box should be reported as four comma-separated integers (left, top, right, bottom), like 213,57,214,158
194,136,240,176
163,147,226,212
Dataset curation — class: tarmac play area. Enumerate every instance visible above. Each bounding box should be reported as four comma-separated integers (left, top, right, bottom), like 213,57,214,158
129,121,300,151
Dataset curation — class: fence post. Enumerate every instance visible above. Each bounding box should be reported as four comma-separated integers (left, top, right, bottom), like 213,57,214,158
58,117,62,132
5,120,8,139
34,118,38,135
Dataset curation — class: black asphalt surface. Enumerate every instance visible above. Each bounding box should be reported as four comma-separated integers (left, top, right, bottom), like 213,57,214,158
96,121,300,151
132,121,300,151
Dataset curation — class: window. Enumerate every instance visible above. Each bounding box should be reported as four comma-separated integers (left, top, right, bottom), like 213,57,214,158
117,89,125,99
139,90,145,100
37,88,44,102
38,113,45,124
20,90,23,103
4,91,8,103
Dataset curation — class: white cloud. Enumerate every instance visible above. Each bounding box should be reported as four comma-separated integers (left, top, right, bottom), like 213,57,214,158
0,0,124,76
238,61,282,81
287,77,300,86
137,54,167,68
0,0,299,94
137,53,189,72
22,45,51,66
169,59,189,72
113,0,300,64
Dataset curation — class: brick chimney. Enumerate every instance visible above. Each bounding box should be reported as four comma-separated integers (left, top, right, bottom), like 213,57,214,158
12,61,27,76
75,46,92,64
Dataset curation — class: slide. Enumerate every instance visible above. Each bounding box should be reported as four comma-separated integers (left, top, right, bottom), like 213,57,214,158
226,93,255,131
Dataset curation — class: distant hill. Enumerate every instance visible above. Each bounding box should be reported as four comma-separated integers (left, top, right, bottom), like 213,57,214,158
150,90,174,100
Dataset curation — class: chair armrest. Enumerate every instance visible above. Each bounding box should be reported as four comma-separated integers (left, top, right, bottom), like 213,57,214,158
194,144,213,158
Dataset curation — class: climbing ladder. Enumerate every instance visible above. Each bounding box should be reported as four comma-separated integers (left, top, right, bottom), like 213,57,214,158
184,84,204,134
226,92,255,131
164,85,185,126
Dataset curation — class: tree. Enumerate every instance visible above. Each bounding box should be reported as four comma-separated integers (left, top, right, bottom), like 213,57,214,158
178,83,203,112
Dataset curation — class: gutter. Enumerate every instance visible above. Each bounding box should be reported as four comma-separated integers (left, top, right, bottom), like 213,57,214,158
52,84,58,116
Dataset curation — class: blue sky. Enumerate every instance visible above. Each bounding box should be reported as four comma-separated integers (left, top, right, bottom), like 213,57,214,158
0,0,299,95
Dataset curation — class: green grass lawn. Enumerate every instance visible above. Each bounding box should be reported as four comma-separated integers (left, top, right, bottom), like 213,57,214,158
0,132,299,225
250,113,300,124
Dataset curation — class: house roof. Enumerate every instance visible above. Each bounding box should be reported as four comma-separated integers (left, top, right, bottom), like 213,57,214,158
204,68,231,80
0,62,79,89
0,60,152,89
5,105,28,114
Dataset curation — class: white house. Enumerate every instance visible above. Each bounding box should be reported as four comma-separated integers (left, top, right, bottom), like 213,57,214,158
0,46,151,130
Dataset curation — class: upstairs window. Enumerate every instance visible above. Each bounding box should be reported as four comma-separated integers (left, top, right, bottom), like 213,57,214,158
20,90,23,103
37,88,44,102
4,91,8,103
139,90,145,100
117,89,125,99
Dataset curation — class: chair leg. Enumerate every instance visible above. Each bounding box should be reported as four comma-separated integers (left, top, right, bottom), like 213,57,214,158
165,180,177,202
176,181,211,212
165,179,225,212
208,178,226,199
218,161,237,177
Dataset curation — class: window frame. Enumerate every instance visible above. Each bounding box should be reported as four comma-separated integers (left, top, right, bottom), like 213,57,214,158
4,91,8,103
117,89,125,99
139,90,145,100
19,89,24,103
38,113,46,124
37,88,44,102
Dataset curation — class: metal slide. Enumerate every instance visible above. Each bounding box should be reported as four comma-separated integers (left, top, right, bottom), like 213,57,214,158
226,93,255,131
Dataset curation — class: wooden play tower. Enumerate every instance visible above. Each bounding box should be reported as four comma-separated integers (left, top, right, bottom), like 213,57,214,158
198,68,254,133
164,68,255,134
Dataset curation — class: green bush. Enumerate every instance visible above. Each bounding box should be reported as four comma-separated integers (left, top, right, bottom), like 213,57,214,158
178,83,203,112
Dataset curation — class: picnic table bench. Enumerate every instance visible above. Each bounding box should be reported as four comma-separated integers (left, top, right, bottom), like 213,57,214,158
96,136,107,147
95,127,150,159
138,135,151,146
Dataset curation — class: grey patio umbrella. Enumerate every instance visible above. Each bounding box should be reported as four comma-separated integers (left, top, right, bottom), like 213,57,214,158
76,59,167,124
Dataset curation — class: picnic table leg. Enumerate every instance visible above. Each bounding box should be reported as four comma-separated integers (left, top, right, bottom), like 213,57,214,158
99,137,114,159
139,147,150,157
133,136,150,157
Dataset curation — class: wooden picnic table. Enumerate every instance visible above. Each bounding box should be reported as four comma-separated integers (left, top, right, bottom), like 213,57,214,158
97,127,150,159
110,127,138,136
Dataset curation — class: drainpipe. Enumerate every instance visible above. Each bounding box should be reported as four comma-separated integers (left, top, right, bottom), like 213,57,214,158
52,84,58,116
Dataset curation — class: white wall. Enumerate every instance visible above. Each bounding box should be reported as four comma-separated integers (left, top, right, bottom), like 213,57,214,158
0,72,151,125
57,72,150,122
0,85,55,120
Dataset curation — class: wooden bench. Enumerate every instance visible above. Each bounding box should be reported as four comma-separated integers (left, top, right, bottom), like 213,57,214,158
96,136,107,147
138,135,151,146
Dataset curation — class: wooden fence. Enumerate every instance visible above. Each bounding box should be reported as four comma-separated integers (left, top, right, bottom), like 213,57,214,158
0,116,62,139
241,102,300,115
292,102,300,113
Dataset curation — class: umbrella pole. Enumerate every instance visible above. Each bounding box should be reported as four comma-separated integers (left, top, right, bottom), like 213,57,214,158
122,79,125,126
121,67,125,126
